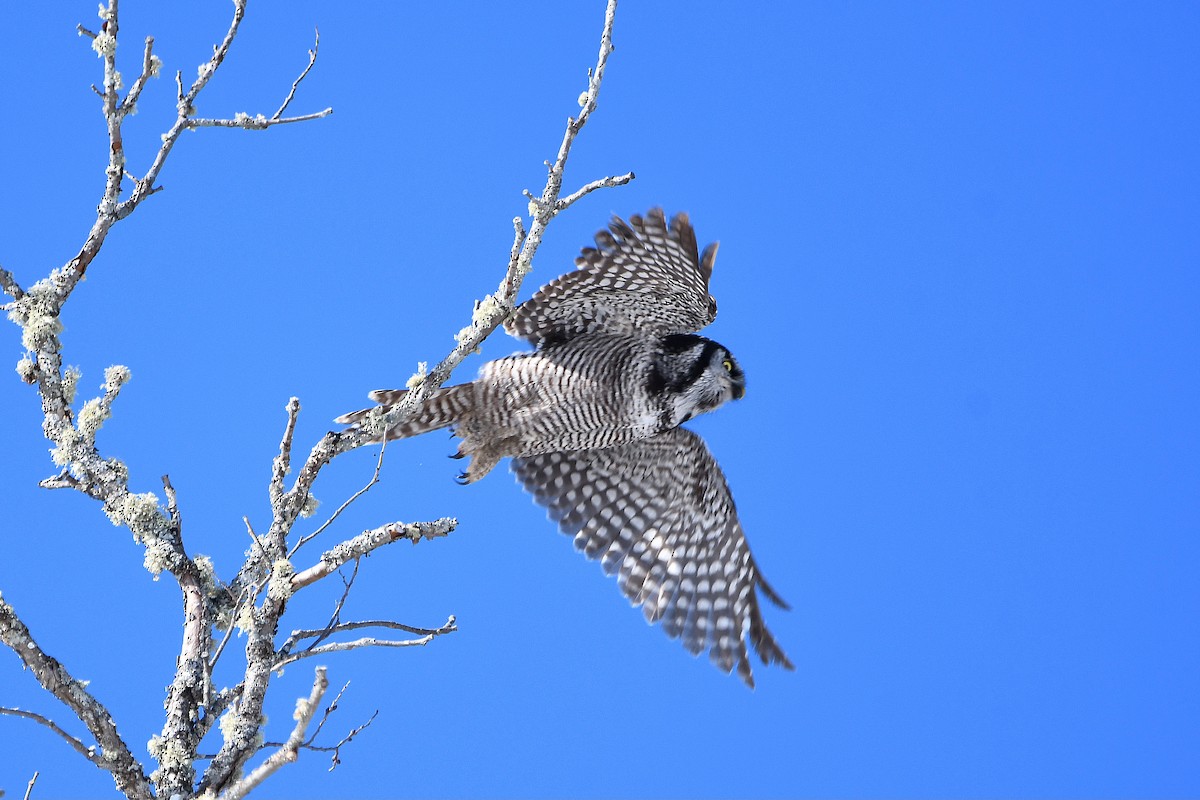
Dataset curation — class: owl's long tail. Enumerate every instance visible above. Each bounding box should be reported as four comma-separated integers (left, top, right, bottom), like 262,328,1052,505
333,384,474,441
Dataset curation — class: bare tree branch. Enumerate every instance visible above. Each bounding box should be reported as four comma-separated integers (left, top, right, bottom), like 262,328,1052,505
291,518,459,591
185,108,333,130
301,679,353,750
319,711,378,771
120,36,158,114
291,441,387,558
152,477,216,799
328,0,629,462
301,560,362,656
0,709,104,767
3,1,332,797
4,2,630,797
272,397,302,507
0,266,24,302
276,28,322,119
0,597,152,799
556,171,636,213
209,586,252,671
273,616,459,670
277,679,377,771
277,617,459,667
220,667,330,800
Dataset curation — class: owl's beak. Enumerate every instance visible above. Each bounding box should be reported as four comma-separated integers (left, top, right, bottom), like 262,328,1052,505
732,383,746,400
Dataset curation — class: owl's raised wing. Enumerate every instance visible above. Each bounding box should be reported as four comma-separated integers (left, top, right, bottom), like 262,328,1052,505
511,428,792,688
506,208,719,348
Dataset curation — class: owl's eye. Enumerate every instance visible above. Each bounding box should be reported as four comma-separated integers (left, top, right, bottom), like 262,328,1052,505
721,358,735,373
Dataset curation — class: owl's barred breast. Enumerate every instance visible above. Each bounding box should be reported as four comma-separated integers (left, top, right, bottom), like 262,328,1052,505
464,333,664,457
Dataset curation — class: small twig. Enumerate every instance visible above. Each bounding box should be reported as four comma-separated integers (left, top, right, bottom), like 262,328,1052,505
290,441,387,558
38,469,83,490
120,36,157,114
321,564,361,640
243,516,270,563
254,680,377,771
287,618,457,649
303,679,350,748
22,772,38,800
276,630,455,667
557,171,636,213
0,709,103,767
185,109,333,130
162,474,181,529
219,667,329,800
529,0,620,223
290,518,457,591
274,28,321,119
209,586,251,670
272,616,458,670
270,397,301,507
278,607,454,663
500,217,529,298
322,709,378,771
276,562,360,662
0,266,24,301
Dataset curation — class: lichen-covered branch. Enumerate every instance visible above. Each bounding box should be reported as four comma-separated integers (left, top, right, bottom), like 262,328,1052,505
291,519,459,591
1,1,329,797
200,443,451,790
193,2,630,770
151,477,217,799
0,595,152,800
186,109,333,129
115,0,330,221
326,0,630,461
219,667,329,800
3,1,631,798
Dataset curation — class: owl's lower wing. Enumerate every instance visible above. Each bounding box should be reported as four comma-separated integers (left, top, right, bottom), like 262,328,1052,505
505,209,719,347
511,428,793,688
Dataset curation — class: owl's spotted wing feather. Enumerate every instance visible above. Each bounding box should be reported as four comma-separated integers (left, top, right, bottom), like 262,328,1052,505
506,208,719,347
512,428,793,687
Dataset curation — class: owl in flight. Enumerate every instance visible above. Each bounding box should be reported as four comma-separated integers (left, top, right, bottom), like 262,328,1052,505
337,209,793,687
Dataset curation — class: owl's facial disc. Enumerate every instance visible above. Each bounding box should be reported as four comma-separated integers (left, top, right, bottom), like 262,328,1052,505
717,349,746,402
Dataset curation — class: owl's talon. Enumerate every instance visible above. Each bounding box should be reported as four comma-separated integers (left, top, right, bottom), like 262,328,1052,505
454,472,470,486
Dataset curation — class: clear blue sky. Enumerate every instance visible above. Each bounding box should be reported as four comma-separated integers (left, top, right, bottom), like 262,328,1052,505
2,2,1197,797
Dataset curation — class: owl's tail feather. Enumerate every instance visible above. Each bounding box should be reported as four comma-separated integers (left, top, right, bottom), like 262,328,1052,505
333,384,474,441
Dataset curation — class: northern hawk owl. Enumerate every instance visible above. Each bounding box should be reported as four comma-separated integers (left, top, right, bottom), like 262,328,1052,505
337,209,792,687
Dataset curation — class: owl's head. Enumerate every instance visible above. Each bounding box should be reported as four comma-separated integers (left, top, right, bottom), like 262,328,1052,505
653,333,746,424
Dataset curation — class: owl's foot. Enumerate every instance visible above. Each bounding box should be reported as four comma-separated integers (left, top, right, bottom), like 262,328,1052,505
450,448,502,484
